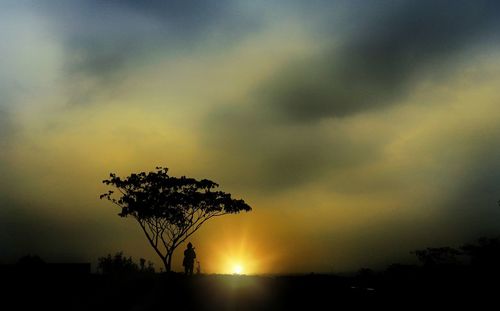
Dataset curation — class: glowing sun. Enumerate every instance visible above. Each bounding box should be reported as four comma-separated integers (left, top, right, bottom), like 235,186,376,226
232,264,244,275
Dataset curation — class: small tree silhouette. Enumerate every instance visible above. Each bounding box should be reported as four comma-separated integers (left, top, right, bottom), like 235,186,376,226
97,252,139,275
139,257,155,273
412,247,461,267
100,167,251,273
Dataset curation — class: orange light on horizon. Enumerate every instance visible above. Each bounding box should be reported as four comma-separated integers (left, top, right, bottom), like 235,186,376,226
201,215,283,275
209,230,264,275
232,263,244,275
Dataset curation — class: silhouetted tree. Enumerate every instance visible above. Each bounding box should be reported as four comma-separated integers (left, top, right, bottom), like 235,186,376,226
100,167,251,272
139,257,155,273
461,237,500,269
413,247,461,267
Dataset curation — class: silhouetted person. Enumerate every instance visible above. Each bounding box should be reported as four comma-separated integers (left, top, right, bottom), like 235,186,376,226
196,261,201,275
183,242,196,276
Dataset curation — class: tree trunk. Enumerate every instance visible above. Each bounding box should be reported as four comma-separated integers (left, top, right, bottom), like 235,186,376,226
164,251,174,273
162,257,170,273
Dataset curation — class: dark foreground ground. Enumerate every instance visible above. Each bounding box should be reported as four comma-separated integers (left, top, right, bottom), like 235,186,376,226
1,269,499,310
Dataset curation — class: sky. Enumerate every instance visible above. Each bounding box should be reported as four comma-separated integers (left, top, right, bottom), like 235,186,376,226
1,0,500,274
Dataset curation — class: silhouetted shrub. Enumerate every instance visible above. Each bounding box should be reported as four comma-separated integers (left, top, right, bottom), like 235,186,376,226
98,252,141,275
412,247,461,267
139,257,155,273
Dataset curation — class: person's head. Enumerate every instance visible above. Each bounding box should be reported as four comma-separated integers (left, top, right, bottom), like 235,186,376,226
187,242,193,249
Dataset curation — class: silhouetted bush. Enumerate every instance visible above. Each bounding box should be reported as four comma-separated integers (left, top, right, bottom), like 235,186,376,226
412,247,462,267
139,257,155,273
97,252,154,275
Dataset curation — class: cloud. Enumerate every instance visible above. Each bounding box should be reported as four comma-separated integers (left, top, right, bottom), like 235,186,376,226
202,0,500,194
203,105,383,194
0,107,14,150
1,0,500,272
36,0,258,105
0,80,22,150
259,0,500,122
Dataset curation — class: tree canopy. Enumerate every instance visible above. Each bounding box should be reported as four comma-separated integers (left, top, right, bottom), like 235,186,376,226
100,167,251,272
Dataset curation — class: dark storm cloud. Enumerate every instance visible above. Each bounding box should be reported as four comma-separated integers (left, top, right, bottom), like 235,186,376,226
88,0,235,33
203,109,332,191
203,105,380,193
262,0,500,122
37,0,256,105
203,0,500,193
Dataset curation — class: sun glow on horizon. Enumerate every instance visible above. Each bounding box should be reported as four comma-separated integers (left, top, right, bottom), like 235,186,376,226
232,264,244,275
208,225,274,275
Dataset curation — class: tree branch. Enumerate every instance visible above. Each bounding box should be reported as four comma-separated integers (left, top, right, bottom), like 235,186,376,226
136,218,165,261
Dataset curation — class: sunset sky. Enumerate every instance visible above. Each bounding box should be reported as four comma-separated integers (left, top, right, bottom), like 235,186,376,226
2,0,500,274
